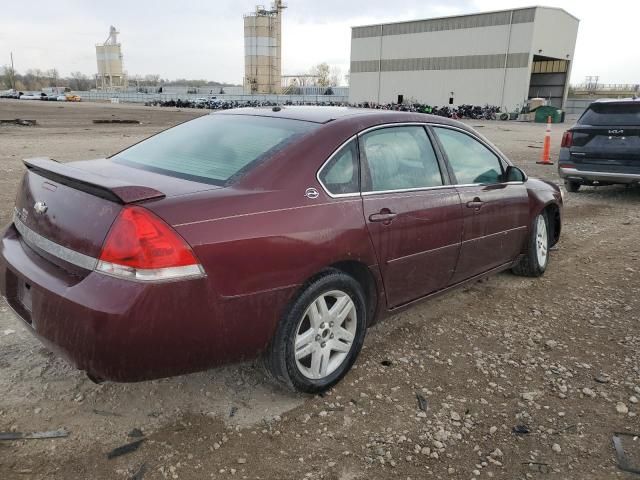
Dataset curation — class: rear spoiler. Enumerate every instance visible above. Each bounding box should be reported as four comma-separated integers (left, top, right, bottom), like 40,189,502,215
24,157,165,204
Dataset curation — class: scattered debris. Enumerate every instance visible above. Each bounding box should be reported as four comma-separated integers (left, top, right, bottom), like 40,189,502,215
2,329,15,336
106,439,145,459
612,432,640,475
0,119,37,126
512,425,530,435
92,409,122,417
524,462,550,474
229,406,238,418
129,463,147,480
380,360,392,367
128,428,144,438
92,119,140,124
0,428,68,441
594,373,611,384
416,393,428,411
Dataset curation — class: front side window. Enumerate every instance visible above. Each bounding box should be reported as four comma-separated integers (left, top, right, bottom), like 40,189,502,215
318,139,359,195
361,126,443,192
112,115,317,185
434,127,503,185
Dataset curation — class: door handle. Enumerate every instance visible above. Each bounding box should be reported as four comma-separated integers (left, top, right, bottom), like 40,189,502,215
466,198,484,210
369,211,398,223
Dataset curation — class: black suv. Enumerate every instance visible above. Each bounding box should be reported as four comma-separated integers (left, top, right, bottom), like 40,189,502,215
558,98,640,192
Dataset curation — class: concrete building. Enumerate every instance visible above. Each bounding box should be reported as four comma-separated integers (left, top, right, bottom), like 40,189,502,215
244,1,286,94
95,26,127,90
349,7,579,109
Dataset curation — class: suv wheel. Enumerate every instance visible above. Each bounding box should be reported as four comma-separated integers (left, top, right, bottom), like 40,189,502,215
565,180,581,192
264,270,367,393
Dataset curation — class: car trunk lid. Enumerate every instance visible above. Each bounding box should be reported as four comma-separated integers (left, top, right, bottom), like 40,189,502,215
14,158,217,269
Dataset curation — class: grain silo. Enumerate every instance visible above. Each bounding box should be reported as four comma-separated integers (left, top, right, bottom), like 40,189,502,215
244,1,286,94
95,26,127,90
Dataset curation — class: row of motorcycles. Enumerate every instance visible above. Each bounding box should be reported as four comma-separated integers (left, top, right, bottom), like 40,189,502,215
354,102,502,120
144,98,346,110
145,97,503,120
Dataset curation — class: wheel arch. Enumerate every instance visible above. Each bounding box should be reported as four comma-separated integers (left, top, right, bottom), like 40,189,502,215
328,260,380,326
541,201,561,247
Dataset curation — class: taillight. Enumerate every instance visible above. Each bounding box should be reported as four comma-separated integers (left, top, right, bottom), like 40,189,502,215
561,130,573,148
96,206,204,281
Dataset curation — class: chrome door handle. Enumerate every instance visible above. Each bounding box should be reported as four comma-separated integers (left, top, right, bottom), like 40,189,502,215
369,212,398,223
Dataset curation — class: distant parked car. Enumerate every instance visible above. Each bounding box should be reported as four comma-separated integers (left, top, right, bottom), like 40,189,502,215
19,93,46,101
559,98,640,191
0,107,563,392
0,89,21,99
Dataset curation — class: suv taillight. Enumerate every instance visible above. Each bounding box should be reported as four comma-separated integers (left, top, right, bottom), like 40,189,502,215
561,130,573,148
97,206,204,281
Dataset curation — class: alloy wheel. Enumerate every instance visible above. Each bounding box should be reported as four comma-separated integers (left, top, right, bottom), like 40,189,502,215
536,215,548,267
293,290,357,380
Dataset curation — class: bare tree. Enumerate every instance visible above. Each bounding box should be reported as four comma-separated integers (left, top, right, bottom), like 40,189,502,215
310,62,331,87
329,66,342,87
69,71,92,91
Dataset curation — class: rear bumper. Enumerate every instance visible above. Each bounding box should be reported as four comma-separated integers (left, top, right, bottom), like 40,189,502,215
0,223,290,381
558,167,640,185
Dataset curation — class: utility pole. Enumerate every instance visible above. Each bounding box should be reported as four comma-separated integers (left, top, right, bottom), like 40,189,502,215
10,52,16,90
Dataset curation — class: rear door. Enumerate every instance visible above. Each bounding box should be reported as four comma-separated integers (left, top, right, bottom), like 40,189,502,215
570,102,640,175
432,126,529,283
359,125,463,308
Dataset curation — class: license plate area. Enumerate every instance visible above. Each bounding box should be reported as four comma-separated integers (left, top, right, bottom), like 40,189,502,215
5,270,34,327
18,279,33,312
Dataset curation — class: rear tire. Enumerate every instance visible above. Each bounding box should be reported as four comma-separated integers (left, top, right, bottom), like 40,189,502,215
565,180,581,192
512,212,549,277
263,269,367,393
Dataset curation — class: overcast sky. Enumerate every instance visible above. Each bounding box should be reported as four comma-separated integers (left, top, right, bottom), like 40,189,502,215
1,0,638,85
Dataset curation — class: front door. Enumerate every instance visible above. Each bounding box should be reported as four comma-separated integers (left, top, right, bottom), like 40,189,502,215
359,125,463,308
432,126,529,283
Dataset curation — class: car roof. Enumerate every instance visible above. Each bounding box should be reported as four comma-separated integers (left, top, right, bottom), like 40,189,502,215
214,106,419,124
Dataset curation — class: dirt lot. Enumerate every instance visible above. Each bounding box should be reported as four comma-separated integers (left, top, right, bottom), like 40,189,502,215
0,99,638,480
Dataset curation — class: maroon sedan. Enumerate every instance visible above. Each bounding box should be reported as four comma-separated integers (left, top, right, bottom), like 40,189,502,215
0,107,562,392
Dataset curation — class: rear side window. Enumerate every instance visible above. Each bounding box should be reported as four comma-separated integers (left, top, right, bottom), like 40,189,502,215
434,127,503,185
112,115,317,185
579,103,640,126
319,140,359,195
361,126,443,192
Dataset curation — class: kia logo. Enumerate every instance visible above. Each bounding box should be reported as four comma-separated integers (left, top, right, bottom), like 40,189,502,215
34,201,48,215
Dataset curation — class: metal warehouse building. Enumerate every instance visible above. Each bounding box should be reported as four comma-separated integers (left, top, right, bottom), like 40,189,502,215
349,6,579,110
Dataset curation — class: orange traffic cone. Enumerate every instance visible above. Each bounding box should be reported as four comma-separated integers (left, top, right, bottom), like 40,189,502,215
537,116,554,165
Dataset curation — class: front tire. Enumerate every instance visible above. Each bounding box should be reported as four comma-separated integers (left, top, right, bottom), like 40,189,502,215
512,212,549,277
264,270,367,393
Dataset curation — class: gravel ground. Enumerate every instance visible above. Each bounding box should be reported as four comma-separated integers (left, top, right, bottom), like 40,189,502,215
0,99,638,480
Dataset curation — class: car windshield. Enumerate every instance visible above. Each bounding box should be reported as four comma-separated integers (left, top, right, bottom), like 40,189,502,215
112,114,317,185
579,102,640,126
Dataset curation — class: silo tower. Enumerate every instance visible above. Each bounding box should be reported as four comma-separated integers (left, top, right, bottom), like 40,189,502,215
244,1,287,94
95,26,127,90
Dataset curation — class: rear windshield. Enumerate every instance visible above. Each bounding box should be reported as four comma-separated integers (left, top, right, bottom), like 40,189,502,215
579,102,640,126
112,114,317,185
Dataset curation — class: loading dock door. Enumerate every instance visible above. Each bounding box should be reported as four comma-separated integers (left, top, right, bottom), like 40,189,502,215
528,56,569,108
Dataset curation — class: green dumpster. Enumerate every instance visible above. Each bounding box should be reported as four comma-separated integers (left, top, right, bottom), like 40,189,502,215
534,106,562,123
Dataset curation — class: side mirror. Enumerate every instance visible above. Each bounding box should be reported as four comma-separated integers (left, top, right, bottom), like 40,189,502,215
505,165,527,182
